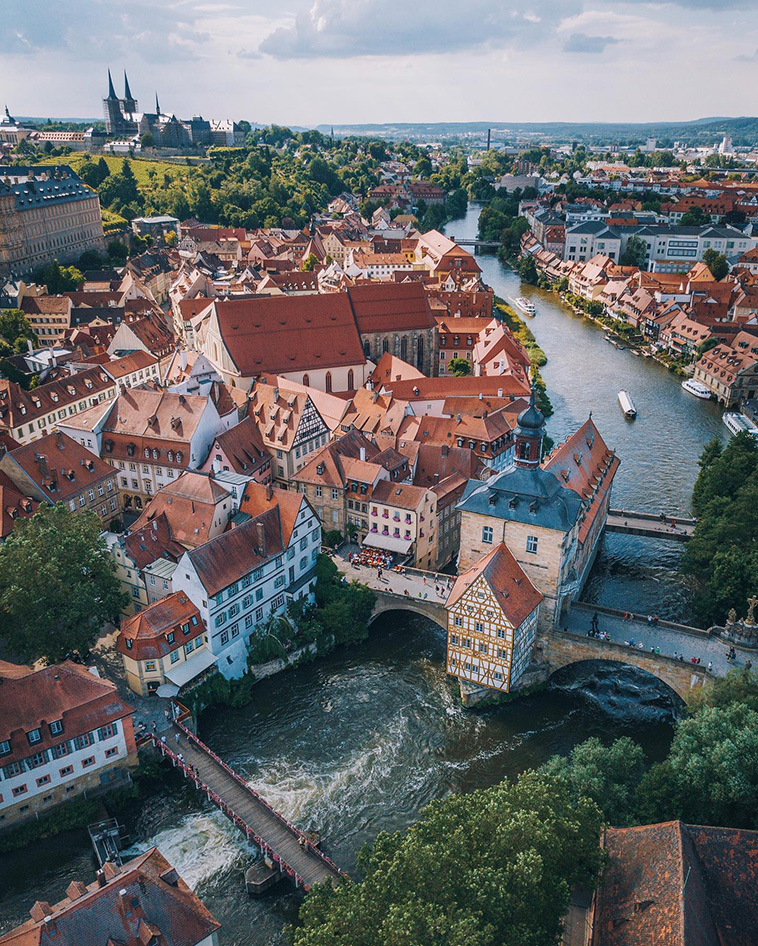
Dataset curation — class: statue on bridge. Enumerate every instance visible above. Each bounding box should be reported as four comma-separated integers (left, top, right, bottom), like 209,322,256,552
747,595,758,627
723,598,758,646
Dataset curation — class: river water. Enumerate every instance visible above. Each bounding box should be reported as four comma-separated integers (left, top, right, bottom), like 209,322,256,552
0,205,727,945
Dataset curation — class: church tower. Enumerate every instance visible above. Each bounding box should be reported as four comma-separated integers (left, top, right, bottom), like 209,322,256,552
513,377,545,469
123,70,138,115
103,69,122,134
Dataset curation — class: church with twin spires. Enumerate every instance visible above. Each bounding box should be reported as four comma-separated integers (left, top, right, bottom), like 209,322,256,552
102,70,245,149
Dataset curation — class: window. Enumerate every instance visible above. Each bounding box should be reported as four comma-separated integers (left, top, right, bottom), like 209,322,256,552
12,785,28,797
255,588,264,601
498,648,508,660
145,661,157,672
36,774,51,787
475,622,484,633
453,615,462,627
497,628,505,639
255,607,264,621
325,371,332,393
170,649,180,664
245,614,253,628
451,634,459,645
478,642,488,654
0,740,10,756
526,535,538,554
82,756,95,767
482,526,493,544
27,729,41,745
50,719,63,736
59,765,74,777
105,746,119,758
220,630,229,646
231,623,239,638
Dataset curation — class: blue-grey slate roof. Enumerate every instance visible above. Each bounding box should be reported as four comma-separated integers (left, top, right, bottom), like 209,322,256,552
458,466,584,533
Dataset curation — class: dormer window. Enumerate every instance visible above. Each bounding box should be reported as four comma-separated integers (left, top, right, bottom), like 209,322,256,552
167,451,174,462
144,448,150,459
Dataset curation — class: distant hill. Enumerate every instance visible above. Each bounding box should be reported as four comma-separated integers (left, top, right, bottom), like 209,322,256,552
315,117,758,146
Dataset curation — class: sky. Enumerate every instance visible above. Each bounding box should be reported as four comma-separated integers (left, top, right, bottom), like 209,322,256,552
3,0,758,126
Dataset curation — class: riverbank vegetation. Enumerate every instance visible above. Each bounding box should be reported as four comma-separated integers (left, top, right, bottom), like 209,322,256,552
682,432,758,626
183,555,375,717
291,667,758,945
494,299,553,422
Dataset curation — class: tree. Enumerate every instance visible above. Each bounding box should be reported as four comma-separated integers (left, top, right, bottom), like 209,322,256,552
518,254,539,285
540,736,646,827
291,770,604,946
140,131,155,149
703,248,729,280
301,253,319,272
448,357,472,377
620,235,648,268
637,703,758,829
0,504,128,663
679,206,710,227
0,309,37,352
33,260,84,293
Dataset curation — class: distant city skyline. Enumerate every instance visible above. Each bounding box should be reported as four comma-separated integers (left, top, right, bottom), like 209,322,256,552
3,0,758,126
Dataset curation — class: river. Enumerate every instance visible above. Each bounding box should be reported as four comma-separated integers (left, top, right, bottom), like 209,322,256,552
0,204,726,945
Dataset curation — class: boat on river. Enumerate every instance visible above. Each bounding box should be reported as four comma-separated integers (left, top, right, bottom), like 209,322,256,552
618,390,637,418
681,379,712,400
723,412,758,439
512,297,536,316
604,333,625,351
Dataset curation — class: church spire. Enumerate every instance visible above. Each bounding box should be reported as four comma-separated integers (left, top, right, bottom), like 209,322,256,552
107,69,117,100
155,91,161,115
123,70,133,101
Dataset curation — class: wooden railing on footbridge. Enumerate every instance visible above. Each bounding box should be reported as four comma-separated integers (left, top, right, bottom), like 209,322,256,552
151,717,344,891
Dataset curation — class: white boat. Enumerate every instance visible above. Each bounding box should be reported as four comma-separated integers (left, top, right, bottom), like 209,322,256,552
723,412,758,439
618,390,637,418
681,379,713,400
513,297,536,316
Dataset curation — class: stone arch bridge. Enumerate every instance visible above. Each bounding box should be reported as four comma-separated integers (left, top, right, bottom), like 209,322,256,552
366,586,714,702
538,630,712,701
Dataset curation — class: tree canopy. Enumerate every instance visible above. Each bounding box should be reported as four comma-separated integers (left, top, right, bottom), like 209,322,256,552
703,248,729,281
448,356,472,377
291,770,604,946
0,504,127,663
682,432,758,625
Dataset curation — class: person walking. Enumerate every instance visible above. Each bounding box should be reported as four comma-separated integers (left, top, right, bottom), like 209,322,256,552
175,732,180,746
707,661,713,673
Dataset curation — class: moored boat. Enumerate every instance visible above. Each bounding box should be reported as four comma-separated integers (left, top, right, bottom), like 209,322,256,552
681,379,713,400
618,390,637,418
723,412,758,439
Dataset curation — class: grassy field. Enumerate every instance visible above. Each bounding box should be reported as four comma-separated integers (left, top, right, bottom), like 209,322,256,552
35,153,190,185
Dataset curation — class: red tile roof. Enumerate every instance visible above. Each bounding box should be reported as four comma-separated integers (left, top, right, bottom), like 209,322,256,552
213,294,365,376
347,281,436,333
117,592,205,661
3,431,115,502
448,542,542,628
0,662,135,766
593,822,758,946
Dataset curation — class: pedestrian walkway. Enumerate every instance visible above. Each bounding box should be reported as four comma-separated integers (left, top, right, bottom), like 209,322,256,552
563,607,750,677
335,547,453,602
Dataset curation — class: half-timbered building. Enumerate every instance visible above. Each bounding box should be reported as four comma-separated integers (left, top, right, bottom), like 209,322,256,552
446,543,542,694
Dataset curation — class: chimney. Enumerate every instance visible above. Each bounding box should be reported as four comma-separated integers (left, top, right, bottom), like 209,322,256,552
478,392,483,400
29,902,54,923
96,870,107,888
179,349,188,371
273,386,279,403
359,446,366,462
497,388,503,398
255,520,266,556
265,484,273,501
27,338,34,355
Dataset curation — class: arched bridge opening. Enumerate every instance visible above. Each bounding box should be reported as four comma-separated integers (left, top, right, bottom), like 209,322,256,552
543,631,712,702
368,591,448,631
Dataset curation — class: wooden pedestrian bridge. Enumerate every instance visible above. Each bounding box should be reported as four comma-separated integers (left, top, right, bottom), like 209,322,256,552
152,719,344,891
605,508,696,542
